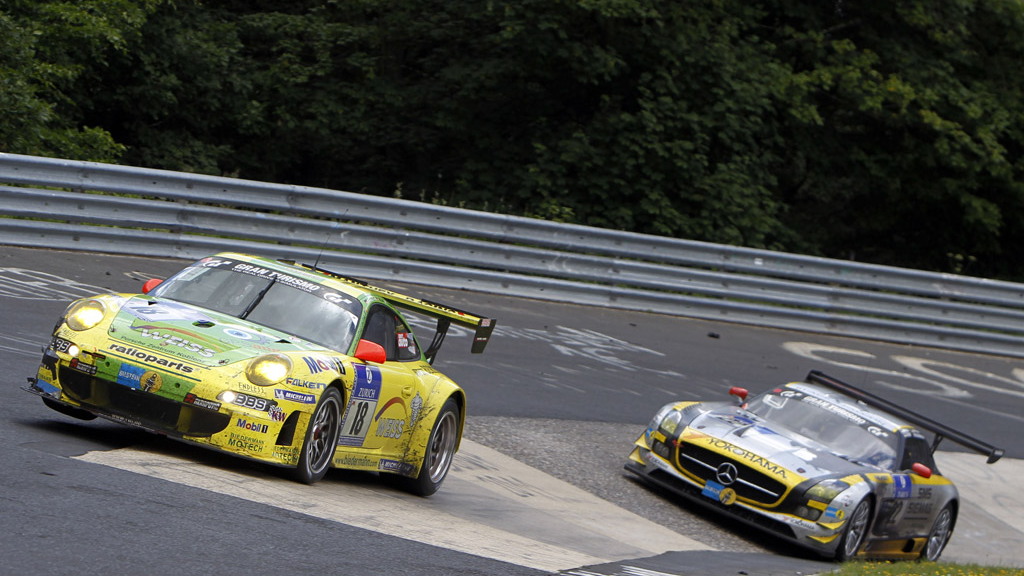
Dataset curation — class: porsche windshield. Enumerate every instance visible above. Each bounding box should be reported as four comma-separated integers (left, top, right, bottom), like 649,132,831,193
150,262,361,352
746,390,900,470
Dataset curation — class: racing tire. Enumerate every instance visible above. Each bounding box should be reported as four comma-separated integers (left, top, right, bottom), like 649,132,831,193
920,503,956,561
293,387,343,485
393,397,460,497
835,498,872,561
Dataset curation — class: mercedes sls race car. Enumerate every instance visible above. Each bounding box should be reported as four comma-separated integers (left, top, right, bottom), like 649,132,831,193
626,370,1003,561
25,253,495,496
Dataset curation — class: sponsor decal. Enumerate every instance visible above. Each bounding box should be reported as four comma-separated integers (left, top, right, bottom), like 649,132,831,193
702,437,789,479
867,425,890,438
322,291,353,305
235,418,268,434
140,371,163,393
105,413,143,428
107,344,196,374
702,479,726,502
719,487,738,506
302,355,344,375
906,501,933,516
338,365,382,447
51,336,74,353
410,392,423,427
824,506,846,521
69,358,97,375
375,418,405,439
227,432,265,452
269,406,286,422
396,332,416,355
378,459,414,474
272,446,299,462
132,326,216,358
335,455,374,468
117,364,145,389
232,263,322,294
184,393,221,411
893,474,913,499
229,392,276,412
223,328,255,341
285,377,326,390
274,389,316,404
801,396,867,425
235,382,263,394
199,257,231,268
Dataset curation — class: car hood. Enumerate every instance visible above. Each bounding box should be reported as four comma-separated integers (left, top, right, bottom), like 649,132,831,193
686,406,867,480
106,296,324,366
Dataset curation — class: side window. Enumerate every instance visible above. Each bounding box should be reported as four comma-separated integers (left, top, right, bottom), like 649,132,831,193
899,436,937,472
361,305,421,362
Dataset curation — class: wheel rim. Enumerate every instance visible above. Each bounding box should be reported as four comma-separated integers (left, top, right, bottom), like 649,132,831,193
843,501,871,558
427,410,457,483
924,507,953,560
306,395,341,474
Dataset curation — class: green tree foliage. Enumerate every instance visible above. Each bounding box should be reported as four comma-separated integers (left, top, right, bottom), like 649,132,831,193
770,0,1024,276
0,0,158,160
3,0,1024,279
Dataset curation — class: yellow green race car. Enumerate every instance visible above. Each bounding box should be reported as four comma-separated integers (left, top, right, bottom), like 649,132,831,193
25,253,495,495
626,371,1003,561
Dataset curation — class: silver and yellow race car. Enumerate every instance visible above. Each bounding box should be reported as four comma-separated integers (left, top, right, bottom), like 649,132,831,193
25,252,495,495
626,370,1003,561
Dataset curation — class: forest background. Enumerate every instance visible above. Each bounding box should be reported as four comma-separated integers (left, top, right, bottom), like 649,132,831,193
2,0,1023,280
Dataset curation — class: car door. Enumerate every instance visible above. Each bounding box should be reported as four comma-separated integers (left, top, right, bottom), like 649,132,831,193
872,433,943,539
336,304,424,458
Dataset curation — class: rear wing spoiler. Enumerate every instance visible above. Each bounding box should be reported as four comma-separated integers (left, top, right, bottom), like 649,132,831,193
806,370,1004,464
291,261,496,363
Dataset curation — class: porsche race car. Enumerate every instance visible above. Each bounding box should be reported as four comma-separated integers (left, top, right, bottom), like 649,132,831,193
25,253,495,495
626,370,1003,561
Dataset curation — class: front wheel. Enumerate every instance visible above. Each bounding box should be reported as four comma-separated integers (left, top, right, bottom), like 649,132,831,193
395,397,460,497
920,504,956,561
292,387,342,484
835,498,872,561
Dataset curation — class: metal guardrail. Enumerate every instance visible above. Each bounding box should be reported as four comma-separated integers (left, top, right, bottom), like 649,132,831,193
3,152,1024,358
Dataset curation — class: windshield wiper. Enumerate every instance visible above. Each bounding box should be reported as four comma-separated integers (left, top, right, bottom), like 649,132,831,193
240,277,276,319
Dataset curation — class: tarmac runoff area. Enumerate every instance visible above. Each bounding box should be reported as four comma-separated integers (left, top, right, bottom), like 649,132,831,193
75,433,1024,574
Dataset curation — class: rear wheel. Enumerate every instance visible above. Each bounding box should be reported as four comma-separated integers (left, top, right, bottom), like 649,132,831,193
293,387,342,484
394,397,460,496
835,498,872,561
920,504,955,561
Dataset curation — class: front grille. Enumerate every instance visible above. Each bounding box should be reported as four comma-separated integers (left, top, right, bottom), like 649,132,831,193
647,469,796,539
57,366,229,437
677,441,788,506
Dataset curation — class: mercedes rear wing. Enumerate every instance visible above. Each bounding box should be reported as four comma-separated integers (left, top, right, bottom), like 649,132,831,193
806,370,1004,464
291,261,496,363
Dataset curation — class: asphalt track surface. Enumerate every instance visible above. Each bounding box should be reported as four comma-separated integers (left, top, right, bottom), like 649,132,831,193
2,246,1022,575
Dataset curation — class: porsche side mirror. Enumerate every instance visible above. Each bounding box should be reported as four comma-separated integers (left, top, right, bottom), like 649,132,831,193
911,462,932,478
142,278,163,293
354,339,386,364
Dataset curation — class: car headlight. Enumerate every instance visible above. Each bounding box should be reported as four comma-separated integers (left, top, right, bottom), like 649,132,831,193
65,299,107,331
806,479,850,502
245,354,292,386
797,479,852,521
648,403,677,431
659,409,684,435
